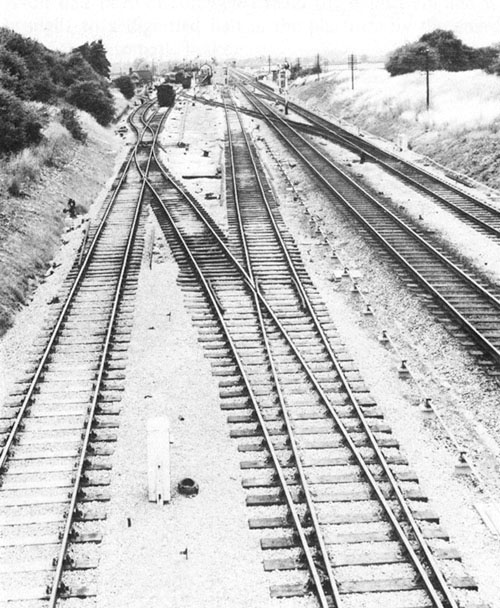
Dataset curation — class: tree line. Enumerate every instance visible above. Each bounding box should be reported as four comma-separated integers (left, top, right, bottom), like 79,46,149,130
386,29,500,76
0,28,115,154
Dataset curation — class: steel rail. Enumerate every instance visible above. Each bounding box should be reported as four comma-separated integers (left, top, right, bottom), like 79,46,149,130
0,102,151,476
47,104,160,605
135,123,330,605
144,97,455,607
280,99,500,239
236,82,500,366
223,95,336,606
236,69,500,223
225,90,456,607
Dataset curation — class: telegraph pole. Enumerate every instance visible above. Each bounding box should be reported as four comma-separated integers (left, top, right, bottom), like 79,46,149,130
425,49,430,110
268,55,271,74
348,54,356,90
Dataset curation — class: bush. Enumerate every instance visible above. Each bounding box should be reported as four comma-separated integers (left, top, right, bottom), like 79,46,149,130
7,176,21,196
65,80,115,125
0,87,42,154
0,29,115,159
0,46,29,98
60,107,87,142
113,75,134,100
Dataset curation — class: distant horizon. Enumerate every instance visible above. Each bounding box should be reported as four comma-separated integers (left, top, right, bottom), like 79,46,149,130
2,0,499,66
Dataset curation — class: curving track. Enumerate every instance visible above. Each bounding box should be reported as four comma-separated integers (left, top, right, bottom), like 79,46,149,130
0,101,162,606
235,70,500,243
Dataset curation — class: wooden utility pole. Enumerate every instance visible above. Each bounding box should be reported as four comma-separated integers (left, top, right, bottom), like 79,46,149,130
315,54,321,81
425,49,430,110
348,54,356,90
268,55,271,74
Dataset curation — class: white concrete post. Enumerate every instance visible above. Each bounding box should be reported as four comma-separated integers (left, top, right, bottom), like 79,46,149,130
147,417,170,504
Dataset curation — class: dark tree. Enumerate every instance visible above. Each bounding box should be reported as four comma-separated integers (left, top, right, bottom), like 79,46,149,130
419,30,473,71
385,42,438,76
0,46,28,98
113,75,135,99
66,80,115,125
385,29,497,76
62,52,98,86
73,40,110,78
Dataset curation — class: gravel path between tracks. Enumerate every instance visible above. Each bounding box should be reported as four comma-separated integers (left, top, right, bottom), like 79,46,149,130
159,92,226,230
238,103,500,607
95,215,289,608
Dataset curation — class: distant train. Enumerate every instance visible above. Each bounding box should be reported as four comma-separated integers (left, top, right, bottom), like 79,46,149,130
156,83,176,107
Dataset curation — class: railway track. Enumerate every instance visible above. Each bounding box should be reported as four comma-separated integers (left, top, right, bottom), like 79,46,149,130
0,101,163,605
133,92,485,607
229,79,500,369
235,70,500,243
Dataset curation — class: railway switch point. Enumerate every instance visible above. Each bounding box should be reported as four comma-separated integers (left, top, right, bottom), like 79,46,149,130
147,417,171,504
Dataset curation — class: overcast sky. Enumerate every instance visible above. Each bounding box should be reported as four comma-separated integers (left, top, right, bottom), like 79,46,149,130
1,0,500,65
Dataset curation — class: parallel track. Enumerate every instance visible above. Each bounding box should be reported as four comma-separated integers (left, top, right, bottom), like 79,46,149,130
235,70,500,242
133,91,483,607
232,79,500,368
0,101,161,605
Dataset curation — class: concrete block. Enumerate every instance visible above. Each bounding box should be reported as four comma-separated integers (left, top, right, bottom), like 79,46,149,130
147,416,170,504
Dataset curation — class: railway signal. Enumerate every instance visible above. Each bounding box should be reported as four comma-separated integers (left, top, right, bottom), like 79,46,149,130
278,63,290,115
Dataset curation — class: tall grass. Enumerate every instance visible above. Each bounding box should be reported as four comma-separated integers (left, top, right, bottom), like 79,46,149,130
292,68,500,188
294,68,500,134
4,122,73,196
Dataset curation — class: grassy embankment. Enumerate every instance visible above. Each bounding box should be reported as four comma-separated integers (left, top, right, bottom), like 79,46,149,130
291,68,500,188
0,96,126,335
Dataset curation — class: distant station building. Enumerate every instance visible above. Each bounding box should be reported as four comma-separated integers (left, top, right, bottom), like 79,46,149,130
129,68,153,87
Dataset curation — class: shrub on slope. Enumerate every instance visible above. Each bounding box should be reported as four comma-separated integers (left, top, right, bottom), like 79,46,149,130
0,28,115,137
0,88,43,154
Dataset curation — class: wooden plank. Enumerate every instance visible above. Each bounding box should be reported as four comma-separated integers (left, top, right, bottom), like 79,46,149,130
339,577,420,594
270,583,306,598
447,575,477,590
264,557,300,571
249,516,290,529
261,529,393,549
60,584,97,598
330,549,405,567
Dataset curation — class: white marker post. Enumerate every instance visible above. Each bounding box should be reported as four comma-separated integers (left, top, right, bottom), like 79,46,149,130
147,417,171,504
